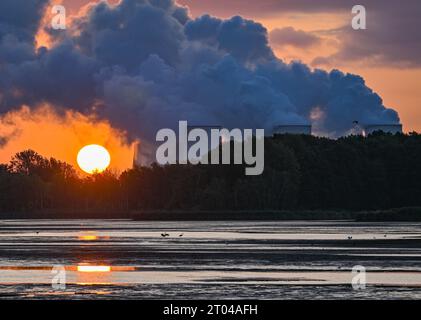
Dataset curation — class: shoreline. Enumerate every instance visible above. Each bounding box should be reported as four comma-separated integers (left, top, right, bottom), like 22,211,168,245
1,207,421,221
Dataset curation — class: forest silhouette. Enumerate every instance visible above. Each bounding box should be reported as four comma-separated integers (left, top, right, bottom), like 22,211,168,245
1,132,421,218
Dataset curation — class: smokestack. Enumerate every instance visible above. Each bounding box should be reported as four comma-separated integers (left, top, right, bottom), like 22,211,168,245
350,120,364,136
132,140,140,168
187,125,222,162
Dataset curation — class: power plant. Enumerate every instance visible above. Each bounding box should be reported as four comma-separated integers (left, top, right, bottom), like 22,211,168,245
133,121,404,166
272,124,312,136
351,121,403,137
187,125,222,162
132,140,155,167
132,125,223,167
132,140,140,168
362,124,403,137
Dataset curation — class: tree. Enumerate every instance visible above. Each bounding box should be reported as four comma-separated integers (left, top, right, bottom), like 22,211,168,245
9,150,48,177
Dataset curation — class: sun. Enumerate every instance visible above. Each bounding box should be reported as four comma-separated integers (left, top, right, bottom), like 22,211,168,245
77,144,111,174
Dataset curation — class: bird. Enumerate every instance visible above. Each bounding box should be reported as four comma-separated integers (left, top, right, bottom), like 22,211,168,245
347,236,353,240
179,233,184,237
161,233,169,238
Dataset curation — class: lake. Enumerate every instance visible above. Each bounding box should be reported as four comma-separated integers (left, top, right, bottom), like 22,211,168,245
1,219,421,299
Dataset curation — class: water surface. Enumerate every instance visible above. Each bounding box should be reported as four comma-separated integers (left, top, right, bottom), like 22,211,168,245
1,219,421,299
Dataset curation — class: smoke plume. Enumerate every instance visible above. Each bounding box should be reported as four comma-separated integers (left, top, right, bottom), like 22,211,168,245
0,0,400,149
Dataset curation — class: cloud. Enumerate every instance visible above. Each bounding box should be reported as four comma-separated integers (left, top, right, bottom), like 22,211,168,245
0,0,400,155
179,0,421,68
185,14,274,63
177,0,359,18
0,0,48,66
314,2,421,68
0,0,48,41
269,27,321,49
70,0,187,69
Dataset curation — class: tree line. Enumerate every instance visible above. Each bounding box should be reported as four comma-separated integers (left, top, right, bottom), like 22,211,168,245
1,132,421,217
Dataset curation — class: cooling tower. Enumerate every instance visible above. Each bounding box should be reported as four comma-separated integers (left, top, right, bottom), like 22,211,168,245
362,124,403,137
273,124,312,135
132,140,141,168
187,125,222,162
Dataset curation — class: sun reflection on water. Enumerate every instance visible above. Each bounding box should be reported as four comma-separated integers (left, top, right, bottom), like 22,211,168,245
78,235,99,241
77,232,111,241
77,265,111,272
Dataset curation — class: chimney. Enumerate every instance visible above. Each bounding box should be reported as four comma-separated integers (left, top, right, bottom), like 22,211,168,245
132,140,140,168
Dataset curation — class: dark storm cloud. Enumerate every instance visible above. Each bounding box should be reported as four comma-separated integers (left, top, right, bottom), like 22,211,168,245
0,0,50,112
0,0,400,143
0,0,48,40
0,0,48,65
269,27,321,49
185,14,274,63
10,43,99,110
71,0,187,69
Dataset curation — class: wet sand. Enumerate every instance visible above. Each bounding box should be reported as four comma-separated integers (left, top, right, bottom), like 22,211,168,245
1,220,421,299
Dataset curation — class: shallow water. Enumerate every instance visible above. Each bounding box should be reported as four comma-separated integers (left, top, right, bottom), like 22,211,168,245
1,219,421,299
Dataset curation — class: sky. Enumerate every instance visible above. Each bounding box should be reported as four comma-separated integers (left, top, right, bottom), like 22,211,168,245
61,0,421,135
179,0,421,134
0,0,419,172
